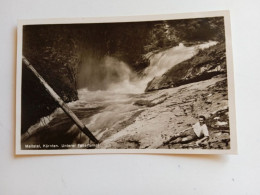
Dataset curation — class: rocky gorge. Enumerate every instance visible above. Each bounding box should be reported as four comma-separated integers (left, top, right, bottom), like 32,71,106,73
21,17,230,150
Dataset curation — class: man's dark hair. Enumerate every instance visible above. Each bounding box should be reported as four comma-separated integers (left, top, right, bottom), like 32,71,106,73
199,115,206,121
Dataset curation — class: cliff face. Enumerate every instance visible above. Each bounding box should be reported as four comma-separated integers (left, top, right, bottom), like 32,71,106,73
21,17,225,133
145,43,226,92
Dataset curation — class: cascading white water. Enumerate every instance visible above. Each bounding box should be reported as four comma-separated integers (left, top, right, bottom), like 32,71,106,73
102,41,218,94
143,41,218,81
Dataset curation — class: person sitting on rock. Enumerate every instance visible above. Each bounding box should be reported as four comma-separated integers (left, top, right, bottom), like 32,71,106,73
164,115,209,146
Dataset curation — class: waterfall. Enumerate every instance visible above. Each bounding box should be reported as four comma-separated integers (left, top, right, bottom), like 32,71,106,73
78,41,217,94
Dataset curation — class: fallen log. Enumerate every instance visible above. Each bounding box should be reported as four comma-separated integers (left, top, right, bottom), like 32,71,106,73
21,56,99,144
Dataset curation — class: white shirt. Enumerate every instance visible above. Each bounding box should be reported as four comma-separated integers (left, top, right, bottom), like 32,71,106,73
192,122,209,138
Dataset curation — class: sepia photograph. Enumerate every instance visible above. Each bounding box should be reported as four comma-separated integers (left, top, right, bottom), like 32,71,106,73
16,11,237,154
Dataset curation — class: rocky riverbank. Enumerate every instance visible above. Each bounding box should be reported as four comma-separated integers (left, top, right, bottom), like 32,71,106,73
98,75,229,149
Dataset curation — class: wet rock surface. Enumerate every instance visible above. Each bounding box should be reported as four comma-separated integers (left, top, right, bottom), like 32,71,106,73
100,75,230,150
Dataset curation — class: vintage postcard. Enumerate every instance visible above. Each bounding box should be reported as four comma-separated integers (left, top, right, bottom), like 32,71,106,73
16,10,237,155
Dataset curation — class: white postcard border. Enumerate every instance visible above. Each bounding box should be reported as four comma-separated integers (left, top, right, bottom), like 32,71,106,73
16,10,237,155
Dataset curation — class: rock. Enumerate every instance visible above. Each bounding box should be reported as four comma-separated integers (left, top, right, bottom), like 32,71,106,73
205,99,212,104
216,121,228,126
134,100,155,107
